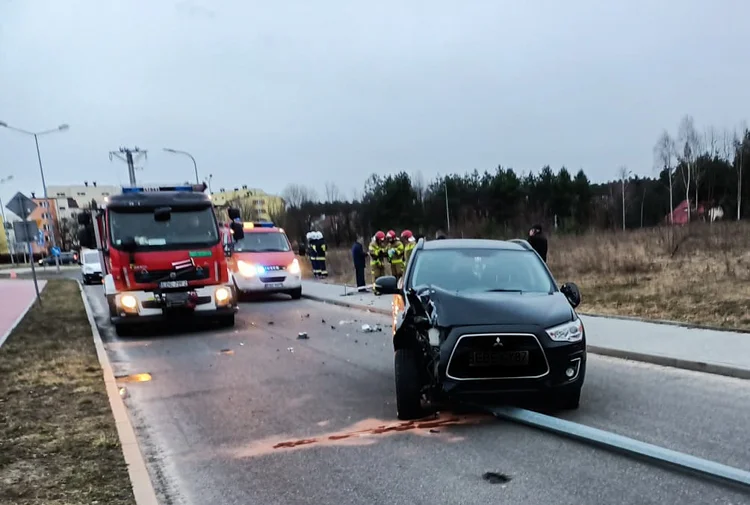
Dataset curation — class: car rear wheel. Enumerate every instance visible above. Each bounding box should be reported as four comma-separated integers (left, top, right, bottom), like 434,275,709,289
394,348,425,420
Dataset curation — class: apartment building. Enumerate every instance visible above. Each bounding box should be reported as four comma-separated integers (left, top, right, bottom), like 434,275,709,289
0,215,8,256
27,196,59,254
210,185,284,221
48,182,119,222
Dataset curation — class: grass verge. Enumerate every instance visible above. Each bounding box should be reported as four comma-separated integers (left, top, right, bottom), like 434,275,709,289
0,279,135,505
298,221,750,331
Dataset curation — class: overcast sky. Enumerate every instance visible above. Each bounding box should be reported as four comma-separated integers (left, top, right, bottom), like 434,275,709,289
1,0,748,213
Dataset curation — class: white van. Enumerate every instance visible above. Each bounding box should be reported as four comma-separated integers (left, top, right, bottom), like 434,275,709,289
80,249,103,285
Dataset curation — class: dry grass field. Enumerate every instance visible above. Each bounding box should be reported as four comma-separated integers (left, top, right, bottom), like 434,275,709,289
300,221,750,331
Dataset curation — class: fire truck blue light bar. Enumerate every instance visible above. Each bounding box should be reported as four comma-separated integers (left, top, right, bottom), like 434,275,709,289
122,185,195,194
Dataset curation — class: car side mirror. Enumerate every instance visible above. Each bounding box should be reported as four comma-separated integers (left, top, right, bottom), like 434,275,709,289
230,221,244,241
121,236,137,253
375,275,399,295
560,282,581,308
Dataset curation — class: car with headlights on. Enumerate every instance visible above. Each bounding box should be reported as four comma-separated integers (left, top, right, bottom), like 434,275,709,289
80,248,103,285
375,238,585,420
226,221,302,300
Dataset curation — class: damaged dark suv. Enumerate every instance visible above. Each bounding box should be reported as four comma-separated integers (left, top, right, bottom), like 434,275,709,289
375,238,586,420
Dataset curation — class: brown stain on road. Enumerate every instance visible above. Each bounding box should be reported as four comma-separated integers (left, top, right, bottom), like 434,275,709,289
230,412,492,458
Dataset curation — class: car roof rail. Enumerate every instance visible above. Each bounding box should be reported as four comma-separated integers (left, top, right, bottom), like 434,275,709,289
509,238,534,251
416,237,426,250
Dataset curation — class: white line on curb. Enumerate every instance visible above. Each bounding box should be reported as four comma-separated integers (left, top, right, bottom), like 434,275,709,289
0,280,47,349
78,282,160,505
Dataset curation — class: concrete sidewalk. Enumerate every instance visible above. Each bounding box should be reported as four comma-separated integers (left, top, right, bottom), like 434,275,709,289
301,281,750,380
0,279,46,348
0,265,78,276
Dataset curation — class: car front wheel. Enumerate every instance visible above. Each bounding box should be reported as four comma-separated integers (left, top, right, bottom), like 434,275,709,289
556,386,581,410
394,348,425,420
289,287,302,300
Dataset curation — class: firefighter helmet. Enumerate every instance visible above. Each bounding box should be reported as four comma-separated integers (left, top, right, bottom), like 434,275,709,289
386,230,396,239
375,231,386,241
400,230,413,240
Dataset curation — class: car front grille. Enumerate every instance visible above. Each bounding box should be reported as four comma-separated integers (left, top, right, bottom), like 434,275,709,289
446,333,550,380
133,268,211,284
259,276,285,283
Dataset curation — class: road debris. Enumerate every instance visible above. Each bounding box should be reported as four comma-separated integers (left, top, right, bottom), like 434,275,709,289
338,320,355,326
287,347,294,353
297,332,309,340
321,318,326,324
361,324,382,333
268,321,274,325
220,349,234,355
482,472,511,484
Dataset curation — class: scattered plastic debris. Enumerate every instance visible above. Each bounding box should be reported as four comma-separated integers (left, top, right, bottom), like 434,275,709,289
482,472,511,484
268,321,274,325
303,313,310,318
330,325,336,330
220,349,234,355
338,320,355,326
321,319,326,323
240,343,244,346
361,324,382,333
115,373,152,383
297,332,309,340
287,347,294,353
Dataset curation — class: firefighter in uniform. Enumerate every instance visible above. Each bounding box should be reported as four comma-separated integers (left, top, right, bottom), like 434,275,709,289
386,229,405,280
316,231,328,278
401,230,416,263
308,231,320,278
369,231,387,294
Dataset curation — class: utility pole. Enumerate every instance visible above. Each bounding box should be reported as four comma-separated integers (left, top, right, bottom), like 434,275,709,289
444,177,451,233
109,147,147,185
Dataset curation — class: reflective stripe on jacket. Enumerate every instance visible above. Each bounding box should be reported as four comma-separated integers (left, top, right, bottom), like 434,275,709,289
388,239,405,265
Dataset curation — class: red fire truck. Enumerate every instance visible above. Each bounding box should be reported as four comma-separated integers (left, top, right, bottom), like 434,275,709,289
77,183,245,336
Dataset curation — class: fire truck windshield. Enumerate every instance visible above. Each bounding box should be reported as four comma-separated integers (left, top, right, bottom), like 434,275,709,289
109,207,219,250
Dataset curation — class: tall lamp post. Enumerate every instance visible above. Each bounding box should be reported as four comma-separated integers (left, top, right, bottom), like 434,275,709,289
0,121,69,272
163,148,199,184
0,175,16,265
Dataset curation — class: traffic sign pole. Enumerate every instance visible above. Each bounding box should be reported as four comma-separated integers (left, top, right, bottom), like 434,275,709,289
5,192,42,305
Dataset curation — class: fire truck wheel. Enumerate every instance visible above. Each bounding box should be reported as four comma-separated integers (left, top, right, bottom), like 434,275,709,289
218,314,235,328
289,287,302,300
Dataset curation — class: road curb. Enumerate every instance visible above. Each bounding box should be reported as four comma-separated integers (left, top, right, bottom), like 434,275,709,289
579,311,750,335
78,282,159,505
302,293,750,381
0,280,46,349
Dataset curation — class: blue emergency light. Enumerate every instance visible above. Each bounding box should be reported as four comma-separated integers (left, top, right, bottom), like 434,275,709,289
243,221,275,228
121,184,199,194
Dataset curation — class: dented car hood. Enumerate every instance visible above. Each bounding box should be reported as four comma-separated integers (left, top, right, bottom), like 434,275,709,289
419,285,575,329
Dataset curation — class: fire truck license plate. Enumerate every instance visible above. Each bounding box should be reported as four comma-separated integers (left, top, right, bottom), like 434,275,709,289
160,280,188,289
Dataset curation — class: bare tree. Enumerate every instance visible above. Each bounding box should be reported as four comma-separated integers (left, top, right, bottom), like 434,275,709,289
324,181,342,203
654,130,676,224
281,183,318,208
227,198,259,221
677,115,699,222
733,121,748,220
411,170,427,207
617,165,630,230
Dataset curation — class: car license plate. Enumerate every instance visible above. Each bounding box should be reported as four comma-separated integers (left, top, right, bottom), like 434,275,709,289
159,280,188,289
469,350,529,367
264,282,284,289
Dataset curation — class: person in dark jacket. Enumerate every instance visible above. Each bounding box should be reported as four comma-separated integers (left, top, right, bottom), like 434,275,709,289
527,224,548,262
351,236,368,292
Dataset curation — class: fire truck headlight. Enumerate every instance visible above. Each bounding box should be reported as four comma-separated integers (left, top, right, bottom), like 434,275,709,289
120,294,138,314
287,258,301,275
215,286,231,306
237,260,257,277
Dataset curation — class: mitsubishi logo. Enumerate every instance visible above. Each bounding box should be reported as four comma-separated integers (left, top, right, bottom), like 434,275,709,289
493,337,503,347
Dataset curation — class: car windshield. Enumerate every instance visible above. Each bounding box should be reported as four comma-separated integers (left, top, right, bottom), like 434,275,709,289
409,248,554,293
234,231,291,253
83,252,99,264
109,207,219,250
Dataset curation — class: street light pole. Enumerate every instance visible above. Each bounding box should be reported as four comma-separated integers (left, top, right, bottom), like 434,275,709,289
163,148,199,184
0,175,16,265
0,121,69,272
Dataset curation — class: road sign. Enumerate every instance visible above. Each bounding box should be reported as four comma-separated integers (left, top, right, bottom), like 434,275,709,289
13,221,39,243
36,230,45,247
5,192,37,219
51,246,61,257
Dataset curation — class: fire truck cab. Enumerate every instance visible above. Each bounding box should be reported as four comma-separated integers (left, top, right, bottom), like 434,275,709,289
77,183,246,336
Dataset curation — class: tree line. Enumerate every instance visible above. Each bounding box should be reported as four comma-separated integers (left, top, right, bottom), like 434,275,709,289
272,115,750,247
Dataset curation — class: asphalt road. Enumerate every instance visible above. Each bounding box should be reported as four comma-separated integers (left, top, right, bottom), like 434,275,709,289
82,285,750,505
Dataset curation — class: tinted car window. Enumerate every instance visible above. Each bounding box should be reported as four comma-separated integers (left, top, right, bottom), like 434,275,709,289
409,248,554,293
234,231,291,253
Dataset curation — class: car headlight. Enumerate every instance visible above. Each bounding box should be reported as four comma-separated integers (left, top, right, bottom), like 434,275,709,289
546,318,583,342
287,258,301,275
237,260,258,277
215,286,231,306
120,294,139,314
